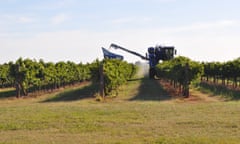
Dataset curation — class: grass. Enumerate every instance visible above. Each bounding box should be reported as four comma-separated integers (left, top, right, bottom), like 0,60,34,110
196,82,240,101
0,88,15,99
0,78,240,144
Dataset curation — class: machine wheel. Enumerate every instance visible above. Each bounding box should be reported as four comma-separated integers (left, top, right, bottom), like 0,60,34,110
149,68,156,79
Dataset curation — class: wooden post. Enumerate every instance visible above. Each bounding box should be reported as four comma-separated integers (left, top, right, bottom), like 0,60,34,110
16,82,21,98
183,63,190,98
99,63,105,99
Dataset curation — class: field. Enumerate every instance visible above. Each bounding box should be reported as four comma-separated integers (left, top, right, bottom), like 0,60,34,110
0,78,240,144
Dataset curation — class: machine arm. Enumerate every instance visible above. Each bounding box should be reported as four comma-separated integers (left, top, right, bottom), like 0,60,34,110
110,43,149,60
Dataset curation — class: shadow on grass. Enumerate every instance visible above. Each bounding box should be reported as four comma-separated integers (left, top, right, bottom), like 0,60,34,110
130,77,171,101
197,82,240,101
42,83,98,102
0,89,15,99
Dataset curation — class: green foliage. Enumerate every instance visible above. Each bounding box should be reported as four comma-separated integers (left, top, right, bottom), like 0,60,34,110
157,56,203,83
1,58,94,98
1,57,137,98
156,56,203,90
0,63,13,87
103,59,137,96
88,59,101,81
202,58,240,87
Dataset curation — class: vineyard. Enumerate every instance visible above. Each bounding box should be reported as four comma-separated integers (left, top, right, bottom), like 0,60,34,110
156,56,203,97
202,58,240,87
101,59,137,96
0,58,93,98
0,58,136,99
156,56,240,100
1,56,240,100
1,56,240,143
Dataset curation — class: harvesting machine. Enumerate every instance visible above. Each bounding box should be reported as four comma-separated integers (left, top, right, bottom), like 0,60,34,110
102,43,176,78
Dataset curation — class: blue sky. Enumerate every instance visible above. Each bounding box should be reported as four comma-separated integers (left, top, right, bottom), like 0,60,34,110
1,0,240,63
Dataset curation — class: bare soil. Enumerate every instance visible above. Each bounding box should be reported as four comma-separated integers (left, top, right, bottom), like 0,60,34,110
159,80,221,103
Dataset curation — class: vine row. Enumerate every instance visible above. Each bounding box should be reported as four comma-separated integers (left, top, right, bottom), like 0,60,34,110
101,59,137,96
156,56,203,97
